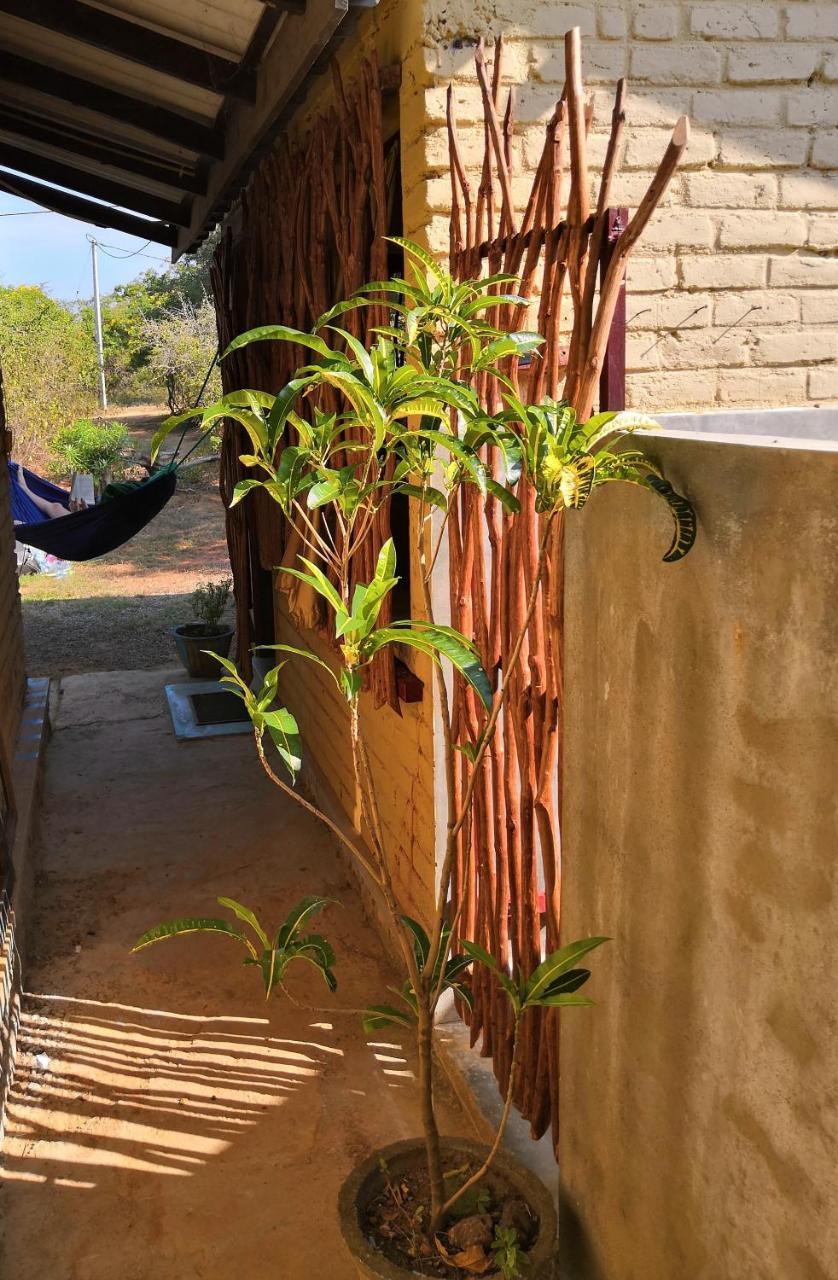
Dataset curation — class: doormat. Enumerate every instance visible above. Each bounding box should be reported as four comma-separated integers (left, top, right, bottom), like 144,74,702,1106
165,681,253,740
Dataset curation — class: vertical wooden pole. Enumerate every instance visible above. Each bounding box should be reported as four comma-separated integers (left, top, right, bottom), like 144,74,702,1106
598,207,628,412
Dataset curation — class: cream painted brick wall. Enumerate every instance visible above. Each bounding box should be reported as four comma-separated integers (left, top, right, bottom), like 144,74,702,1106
409,0,838,410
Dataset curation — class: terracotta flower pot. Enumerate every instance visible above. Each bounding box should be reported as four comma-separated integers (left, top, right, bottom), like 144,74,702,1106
338,1137,557,1280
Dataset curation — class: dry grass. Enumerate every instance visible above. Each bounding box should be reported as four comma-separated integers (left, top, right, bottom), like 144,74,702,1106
20,408,233,678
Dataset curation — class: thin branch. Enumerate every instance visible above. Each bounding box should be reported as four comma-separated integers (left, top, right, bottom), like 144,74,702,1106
442,1014,521,1216
255,734,383,888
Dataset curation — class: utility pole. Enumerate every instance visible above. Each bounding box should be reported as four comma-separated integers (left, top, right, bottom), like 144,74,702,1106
90,236,107,410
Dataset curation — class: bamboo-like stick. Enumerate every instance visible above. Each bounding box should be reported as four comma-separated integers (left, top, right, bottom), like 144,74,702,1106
475,40,517,239
575,114,689,416
565,78,627,404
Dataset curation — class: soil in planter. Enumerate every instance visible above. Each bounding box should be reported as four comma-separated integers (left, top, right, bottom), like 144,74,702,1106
362,1155,538,1277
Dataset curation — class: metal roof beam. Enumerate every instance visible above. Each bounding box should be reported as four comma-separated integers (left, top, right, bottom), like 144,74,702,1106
0,169,177,244
0,142,192,225
0,51,224,158
0,0,255,100
0,106,208,195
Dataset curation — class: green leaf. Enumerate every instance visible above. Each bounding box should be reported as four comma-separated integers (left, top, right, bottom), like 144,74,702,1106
327,326,375,384
391,398,450,423
230,478,262,508
275,895,335,948
558,456,597,510
257,643,340,689
307,473,343,509
151,408,204,459
462,294,529,316
362,1003,416,1034
538,968,591,998
288,932,338,991
644,475,697,562
461,939,501,975
461,940,521,1011
386,236,444,288
283,556,344,615
262,706,302,781
367,623,492,710
216,898,270,949
132,918,257,960
315,296,372,328
473,331,545,370
400,915,431,968
524,938,609,1004
536,994,596,1008
340,668,362,701
483,476,521,513
224,325,335,361
396,482,448,511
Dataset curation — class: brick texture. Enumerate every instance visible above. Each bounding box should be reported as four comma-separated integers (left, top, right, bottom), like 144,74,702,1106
413,0,838,410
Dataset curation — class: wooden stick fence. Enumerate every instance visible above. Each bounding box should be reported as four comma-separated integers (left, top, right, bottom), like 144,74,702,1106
444,31,687,1152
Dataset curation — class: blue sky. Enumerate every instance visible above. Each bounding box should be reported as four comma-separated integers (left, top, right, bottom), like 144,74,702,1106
0,190,173,305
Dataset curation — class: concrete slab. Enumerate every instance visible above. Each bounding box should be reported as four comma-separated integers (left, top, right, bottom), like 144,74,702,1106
0,669,467,1280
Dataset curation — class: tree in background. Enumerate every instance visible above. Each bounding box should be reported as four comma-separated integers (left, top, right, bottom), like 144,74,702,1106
141,296,221,414
93,230,220,405
0,284,97,468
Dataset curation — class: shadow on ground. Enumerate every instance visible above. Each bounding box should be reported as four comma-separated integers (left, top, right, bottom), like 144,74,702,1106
0,669,464,1280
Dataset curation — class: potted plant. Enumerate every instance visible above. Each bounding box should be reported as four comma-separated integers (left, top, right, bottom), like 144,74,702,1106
172,577,234,678
137,243,694,1277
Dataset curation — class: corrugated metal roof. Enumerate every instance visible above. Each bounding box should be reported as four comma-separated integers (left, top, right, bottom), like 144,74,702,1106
0,0,365,254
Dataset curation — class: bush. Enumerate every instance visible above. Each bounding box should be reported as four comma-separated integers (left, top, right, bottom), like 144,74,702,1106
50,419,129,485
0,285,97,468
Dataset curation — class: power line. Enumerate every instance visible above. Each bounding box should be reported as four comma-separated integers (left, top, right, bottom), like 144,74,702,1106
0,209,54,217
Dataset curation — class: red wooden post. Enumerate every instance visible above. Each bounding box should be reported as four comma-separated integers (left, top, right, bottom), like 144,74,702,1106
599,206,628,411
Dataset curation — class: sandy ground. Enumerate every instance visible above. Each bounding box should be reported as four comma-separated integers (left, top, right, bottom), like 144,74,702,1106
20,408,231,679
0,669,465,1280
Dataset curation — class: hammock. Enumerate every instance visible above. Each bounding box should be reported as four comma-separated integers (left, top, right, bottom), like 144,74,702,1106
10,461,178,562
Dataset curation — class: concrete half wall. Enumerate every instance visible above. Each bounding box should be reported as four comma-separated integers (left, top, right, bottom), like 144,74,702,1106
558,434,838,1279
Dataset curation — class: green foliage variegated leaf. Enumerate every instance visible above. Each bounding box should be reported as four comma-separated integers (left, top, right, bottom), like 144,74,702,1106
134,896,338,1002
367,622,492,711
132,917,258,959
523,937,609,1006
644,475,697,562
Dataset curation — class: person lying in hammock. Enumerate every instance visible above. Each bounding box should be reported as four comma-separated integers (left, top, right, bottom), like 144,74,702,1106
11,461,87,518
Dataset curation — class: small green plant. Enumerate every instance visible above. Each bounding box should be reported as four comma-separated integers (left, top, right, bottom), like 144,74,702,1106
50,418,128,485
191,577,232,629
132,895,336,998
492,1226,528,1279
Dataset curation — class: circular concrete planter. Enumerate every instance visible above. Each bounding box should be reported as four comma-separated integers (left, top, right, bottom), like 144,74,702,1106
172,623,234,679
338,1137,557,1280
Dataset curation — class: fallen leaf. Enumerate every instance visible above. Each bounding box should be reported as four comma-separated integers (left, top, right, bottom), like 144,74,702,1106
450,1244,493,1274
434,1234,451,1260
